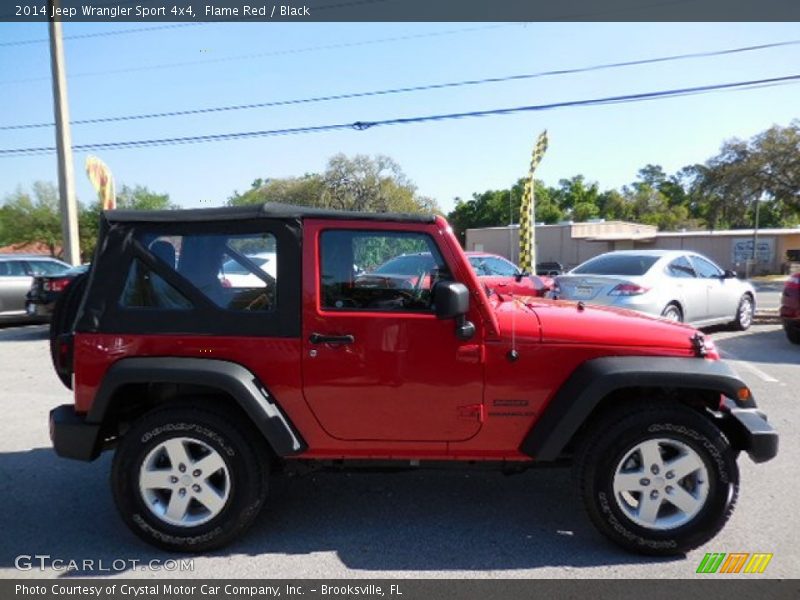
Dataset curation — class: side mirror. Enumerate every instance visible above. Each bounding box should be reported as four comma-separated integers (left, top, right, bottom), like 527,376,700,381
514,271,525,282
433,281,475,340
723,269,738,279
433,281,469,319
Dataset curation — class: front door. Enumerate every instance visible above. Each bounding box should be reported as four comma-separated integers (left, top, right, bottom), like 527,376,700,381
301,223,484,442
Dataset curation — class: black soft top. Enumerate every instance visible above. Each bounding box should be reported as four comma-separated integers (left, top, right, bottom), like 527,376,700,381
104,203,437,224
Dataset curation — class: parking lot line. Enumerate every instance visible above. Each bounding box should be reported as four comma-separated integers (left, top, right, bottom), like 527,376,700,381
721,350,780,383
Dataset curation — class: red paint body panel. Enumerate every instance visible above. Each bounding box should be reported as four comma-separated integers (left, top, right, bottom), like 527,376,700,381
71,214,711,462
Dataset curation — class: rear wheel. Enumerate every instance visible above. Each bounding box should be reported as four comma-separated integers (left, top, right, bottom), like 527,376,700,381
785,322,800,345
112,403,269,552
575,402,738,555
730,294,754,331
661,303,683,323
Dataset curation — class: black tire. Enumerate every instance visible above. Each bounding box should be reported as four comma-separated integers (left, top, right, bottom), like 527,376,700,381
575,401,738,556
730,294,754,331
661,303,683,323
49,272,89,388
111,402,269,552
785,322,800,345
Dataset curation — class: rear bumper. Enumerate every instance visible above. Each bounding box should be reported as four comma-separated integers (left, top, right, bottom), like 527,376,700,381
722,399,778,463
49,405,103,461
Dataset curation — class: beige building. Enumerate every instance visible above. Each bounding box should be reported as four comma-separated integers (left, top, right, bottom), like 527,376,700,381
465,221,800,275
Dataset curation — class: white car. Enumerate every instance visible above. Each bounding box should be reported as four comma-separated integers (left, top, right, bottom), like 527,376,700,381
553,249,756,330
219,252,276,288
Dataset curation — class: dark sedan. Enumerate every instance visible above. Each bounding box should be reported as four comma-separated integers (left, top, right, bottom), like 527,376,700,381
26,264,89,319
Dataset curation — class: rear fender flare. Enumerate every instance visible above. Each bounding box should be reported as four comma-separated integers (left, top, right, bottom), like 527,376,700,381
88,357,306,456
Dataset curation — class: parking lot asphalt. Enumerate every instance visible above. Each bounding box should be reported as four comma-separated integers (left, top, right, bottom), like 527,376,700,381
0,322,797,580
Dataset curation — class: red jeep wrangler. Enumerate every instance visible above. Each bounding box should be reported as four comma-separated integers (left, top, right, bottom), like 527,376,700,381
49,204,777,555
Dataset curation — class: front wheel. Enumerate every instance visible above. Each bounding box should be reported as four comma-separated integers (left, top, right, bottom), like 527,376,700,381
730,295,754,331
575,402,738,555
661,303,683,323
112,403,269,552
784,322,800,345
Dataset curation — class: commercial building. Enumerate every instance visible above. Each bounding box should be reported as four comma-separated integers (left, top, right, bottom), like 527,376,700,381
465,221,800,275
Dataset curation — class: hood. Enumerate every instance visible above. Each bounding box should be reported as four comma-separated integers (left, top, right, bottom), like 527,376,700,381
493,296,708,354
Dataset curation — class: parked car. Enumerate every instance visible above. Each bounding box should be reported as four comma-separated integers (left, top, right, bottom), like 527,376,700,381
536,261,564,277
780,272,800,344
552,250,756,330
219,252,276,288
26,264,90,319
0,255,71,323
466,252,549,296
49,204,776,556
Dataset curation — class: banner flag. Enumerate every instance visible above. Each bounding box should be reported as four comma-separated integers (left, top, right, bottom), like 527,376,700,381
85,155,116,210
519,130,548,273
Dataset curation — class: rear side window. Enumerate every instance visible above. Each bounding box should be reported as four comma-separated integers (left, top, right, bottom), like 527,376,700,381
0,261,26,276
572,254,659,276
320,230,450,311
27,260,68,275
666,256,696,278
120,233,278,312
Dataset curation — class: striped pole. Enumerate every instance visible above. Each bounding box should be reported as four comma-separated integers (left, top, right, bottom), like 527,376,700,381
519,130,548,273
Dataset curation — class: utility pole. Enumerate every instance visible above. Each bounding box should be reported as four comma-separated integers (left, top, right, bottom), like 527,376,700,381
48,2,80,265
751,192,762,277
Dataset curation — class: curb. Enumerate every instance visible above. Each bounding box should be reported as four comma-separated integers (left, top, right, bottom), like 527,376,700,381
754,311,781,325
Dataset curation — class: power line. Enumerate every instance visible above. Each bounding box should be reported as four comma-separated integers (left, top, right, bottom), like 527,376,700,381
0,23,204,48
3,38,798,131
1,74,797,158
0,23,516,85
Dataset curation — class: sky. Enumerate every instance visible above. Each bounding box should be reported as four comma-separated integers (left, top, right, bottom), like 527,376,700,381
0,21,798,215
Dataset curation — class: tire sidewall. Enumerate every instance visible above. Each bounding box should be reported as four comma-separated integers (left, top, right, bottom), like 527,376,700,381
585,412,738,554
736,295,753,330
112,411,265,552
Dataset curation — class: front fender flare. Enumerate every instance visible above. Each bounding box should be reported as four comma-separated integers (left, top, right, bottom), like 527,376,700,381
88,357,306,456
520,356,753,461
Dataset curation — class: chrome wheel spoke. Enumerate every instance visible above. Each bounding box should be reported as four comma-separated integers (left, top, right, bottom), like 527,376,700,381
163,438,192,470
637,494,662,525
193,486,226,514
165,489,192,522
614,472,646,493
666,486,703,515
665,452,704,480
140,469,174,490
194,452,226,477
638,440,664,474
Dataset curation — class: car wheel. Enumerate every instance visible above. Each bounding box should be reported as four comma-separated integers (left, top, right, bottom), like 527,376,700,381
661,303,683,323
112,403,269,552
730,294,754,331
785,323,800,345
575,402,738,556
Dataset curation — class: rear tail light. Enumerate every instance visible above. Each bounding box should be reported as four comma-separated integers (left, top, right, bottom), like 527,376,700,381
608,283,650,296
56,333,74,375
785,274,800,291
44,277,72,292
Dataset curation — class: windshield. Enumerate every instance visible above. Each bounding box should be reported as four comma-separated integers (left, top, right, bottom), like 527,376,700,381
572,254,659,276
222,256,270,275
373,254,435,276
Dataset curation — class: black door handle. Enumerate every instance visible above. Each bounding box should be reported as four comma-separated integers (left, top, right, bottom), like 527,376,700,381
309,333,355,345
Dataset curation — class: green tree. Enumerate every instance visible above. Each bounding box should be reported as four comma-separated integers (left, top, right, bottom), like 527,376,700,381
229,154,439,215
0,182,62,256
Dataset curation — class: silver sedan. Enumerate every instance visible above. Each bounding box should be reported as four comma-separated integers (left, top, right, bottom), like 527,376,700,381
552,250,756,330
0,255,70,323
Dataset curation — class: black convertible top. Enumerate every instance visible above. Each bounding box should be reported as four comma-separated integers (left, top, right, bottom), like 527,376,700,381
104,203,437,225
